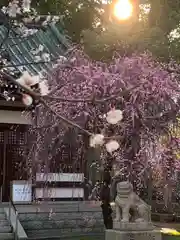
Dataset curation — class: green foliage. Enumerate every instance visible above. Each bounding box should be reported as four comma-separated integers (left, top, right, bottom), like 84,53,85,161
31,0,102,43
82,0,180,61
2,0,180,60
82,22,171,61
148,0,180,34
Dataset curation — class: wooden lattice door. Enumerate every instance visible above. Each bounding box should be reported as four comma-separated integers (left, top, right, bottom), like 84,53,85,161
0,124,28,202
0,131,4,201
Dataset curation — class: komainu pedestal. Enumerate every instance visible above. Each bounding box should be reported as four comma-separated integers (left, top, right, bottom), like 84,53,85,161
105,229,162,240
105,181,161,240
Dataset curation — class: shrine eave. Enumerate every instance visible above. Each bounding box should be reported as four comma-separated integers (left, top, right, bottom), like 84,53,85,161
0,23,71,75
0,99,25,111
0,22,71,110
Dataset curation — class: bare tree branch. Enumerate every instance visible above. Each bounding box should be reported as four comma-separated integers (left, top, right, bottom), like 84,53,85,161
0,71,92,135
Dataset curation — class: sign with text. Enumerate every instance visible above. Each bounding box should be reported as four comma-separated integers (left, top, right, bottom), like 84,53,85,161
36,173,84,182
35,187,84,199
12,181,32,203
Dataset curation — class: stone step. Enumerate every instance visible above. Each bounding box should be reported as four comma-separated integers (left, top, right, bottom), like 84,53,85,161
0,207,5,213
0,213,7,220
0,232,14,240
0,220,10,227
26,229,104,239
19,212,102,221
28,234,104,240
21,219,104,230
16,202,101,213
0,226,12,233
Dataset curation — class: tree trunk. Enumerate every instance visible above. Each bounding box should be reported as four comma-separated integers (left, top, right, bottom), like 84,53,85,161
164,181,173,211
133,0,140,22
148,0,180,35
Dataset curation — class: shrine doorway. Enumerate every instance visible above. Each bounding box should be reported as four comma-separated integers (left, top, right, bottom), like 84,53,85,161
0,124,28,202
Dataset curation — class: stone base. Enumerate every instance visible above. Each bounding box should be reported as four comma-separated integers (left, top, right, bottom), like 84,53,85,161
113,221,154,231
105,229,162,240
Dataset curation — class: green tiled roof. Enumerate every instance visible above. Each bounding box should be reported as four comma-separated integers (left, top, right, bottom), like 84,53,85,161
0,23,71,75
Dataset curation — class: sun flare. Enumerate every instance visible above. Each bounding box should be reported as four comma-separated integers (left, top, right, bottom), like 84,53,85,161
113,0,133,20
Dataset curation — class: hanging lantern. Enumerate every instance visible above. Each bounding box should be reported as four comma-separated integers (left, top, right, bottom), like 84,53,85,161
22,94,33,106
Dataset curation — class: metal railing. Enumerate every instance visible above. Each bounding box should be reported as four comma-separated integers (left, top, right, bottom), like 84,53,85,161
8,196,19,240
0,184,18,239
0,185,2,202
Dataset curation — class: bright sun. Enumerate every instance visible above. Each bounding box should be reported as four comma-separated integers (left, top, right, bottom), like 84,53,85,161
113,0,133,20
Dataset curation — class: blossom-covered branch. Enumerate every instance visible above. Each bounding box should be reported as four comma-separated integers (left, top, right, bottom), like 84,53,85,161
0,71,92,134
1,70,125,149
43,83,145,103
0,0,180,197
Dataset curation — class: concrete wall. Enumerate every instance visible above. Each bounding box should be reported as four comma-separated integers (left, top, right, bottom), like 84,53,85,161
16,201,105,239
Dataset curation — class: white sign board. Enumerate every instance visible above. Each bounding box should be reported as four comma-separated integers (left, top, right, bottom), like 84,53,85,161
12,181,32,203
35,187,84,199
36,173,84,182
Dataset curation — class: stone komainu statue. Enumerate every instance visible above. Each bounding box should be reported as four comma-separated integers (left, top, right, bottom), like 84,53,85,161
114,181,151,223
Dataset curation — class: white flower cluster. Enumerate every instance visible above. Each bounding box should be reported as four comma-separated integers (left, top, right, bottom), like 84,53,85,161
1,1,60,37
106,109,123,124
53,56,68,68
31,45,51,62
90,134,104,148
90,109,123,153
41,15,60,26
16,71,49,106
2,0,32,18
18,25,38,37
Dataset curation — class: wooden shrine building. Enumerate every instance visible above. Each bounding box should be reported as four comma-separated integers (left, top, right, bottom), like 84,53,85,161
0,23,85,202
